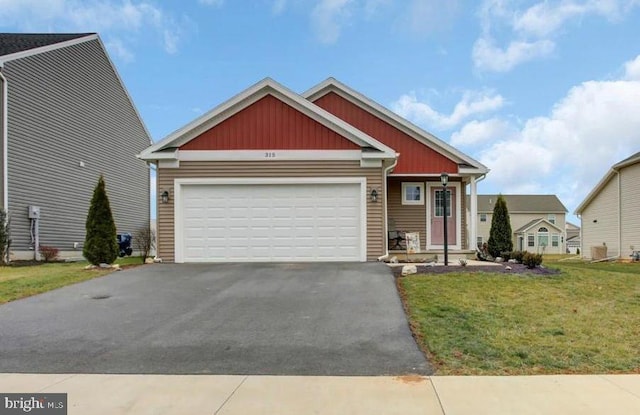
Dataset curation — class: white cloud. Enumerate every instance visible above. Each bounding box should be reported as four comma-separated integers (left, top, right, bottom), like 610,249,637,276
401,0,460,35
310,0,354,44
272,0,287,15
392,90,504,130
475,0,640,72
478,55,640,208
0,0,185,57
198,0,224,6
450,118,513,147
472,37,555,72
105,38,134,62
624,55,640,80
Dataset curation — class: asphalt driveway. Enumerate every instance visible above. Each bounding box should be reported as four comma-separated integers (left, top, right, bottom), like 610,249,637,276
0,262,430,375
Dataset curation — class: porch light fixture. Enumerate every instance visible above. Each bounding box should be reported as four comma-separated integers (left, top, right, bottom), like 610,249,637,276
440,173,449,266
161,190,170,204
370,189,378,202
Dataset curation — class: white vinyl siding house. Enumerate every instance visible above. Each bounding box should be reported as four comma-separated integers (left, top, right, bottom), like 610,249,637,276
576,152,640,259
471,195,568,254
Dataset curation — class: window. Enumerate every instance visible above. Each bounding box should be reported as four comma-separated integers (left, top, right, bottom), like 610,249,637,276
480,213,487,222
434,189,451,217
552,235,559,247
527,234,535,247
538,227,549,247
477,237,483,248
548,214,556,224
402,183,424,205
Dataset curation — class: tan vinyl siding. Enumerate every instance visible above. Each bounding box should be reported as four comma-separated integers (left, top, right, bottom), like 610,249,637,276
581,174,619,258
5,38,150,251
620,162,640,258
157,160,384,262
387,178,426,249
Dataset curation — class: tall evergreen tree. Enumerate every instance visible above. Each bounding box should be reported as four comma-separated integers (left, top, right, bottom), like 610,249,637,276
487,194,513,258
83,175,118,265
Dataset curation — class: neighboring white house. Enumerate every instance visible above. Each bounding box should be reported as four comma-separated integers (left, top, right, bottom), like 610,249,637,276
575,151,640,260
565,222,581,254
472,195,568,254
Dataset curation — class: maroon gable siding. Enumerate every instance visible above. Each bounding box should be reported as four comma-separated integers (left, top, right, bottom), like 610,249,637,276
313,92,458,174
181,95,359,150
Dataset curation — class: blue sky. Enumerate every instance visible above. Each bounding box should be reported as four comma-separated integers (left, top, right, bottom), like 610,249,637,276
2,0,640,222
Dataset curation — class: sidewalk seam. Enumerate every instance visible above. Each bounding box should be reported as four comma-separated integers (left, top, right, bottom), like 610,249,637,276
598,375,640,400
428,377,447,415
213,375,248,415
37,374,77,392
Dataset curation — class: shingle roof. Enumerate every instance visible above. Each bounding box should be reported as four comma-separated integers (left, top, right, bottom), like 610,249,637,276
613,150,640,168
474,195,567,213
0,33,94,57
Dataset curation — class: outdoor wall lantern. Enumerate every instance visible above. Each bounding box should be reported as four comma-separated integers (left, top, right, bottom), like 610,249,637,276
161,190,170,204
440,172,449,266
370,189,378,202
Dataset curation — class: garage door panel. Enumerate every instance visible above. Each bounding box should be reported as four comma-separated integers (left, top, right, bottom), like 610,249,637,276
179,182,364,262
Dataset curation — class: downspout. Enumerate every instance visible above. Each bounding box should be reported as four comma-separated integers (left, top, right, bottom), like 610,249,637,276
617,169,622,259
377,155,399,261
0,68,8,213
469,173,487,251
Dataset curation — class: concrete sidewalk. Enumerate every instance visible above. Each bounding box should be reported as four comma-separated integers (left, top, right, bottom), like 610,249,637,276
1,374,639,414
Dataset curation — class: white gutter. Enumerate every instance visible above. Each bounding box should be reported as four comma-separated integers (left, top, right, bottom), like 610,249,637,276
378,155,399,261
0,69,7,213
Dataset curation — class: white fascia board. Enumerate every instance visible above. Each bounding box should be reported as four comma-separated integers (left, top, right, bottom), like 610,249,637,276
0,34,97,65
138,149,178,161
516,218,563,234
178,149,362,161
303,78,489,173
141,78,397,159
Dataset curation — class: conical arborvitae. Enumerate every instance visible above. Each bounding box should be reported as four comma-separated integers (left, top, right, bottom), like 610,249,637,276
487,194,513,258
83,175,118,265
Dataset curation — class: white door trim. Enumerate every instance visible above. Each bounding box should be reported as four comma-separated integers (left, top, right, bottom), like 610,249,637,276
426,181,462,250
174,177,367,263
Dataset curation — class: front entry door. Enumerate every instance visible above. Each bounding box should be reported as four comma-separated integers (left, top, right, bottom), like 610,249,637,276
431,187,457,245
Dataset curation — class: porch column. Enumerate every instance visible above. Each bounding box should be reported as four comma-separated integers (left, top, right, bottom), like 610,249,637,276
470,176,478,251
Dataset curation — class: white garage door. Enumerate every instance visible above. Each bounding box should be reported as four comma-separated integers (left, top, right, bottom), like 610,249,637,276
177,181,364,262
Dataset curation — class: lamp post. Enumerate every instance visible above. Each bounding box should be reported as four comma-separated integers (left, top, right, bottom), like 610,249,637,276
440,173,449,266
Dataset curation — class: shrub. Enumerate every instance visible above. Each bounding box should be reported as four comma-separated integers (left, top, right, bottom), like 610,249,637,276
134,226,156,264
523,252,543,269
83,175,118,265
0,208,9,264
512,251,525,264
576,248,580,255
39,245,60,262
500,251,512,261
487,195,513,257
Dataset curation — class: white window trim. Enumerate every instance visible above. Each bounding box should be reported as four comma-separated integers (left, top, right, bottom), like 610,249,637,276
174,177,367,263
480,213,487,222
426,181,462,250
548,214,556,224
401,182,425,205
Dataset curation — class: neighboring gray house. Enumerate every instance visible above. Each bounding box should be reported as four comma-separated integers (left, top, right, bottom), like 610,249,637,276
565,222,581,254
575,151,640,260
0,33,151,259
471,194,568,254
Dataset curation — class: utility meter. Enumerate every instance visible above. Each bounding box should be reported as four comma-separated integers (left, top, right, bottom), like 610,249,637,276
28,205,41,219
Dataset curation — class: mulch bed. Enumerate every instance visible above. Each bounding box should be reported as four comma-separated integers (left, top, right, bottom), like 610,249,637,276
392,263,560,277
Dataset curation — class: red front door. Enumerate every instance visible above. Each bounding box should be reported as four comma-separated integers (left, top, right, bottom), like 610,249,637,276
431,187,457,245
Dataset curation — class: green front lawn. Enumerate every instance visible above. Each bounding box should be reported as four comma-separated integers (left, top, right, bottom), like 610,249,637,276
399,261,640,375
0,256,144,304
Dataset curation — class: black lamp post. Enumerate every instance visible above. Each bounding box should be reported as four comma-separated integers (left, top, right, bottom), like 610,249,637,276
440,173,449,266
